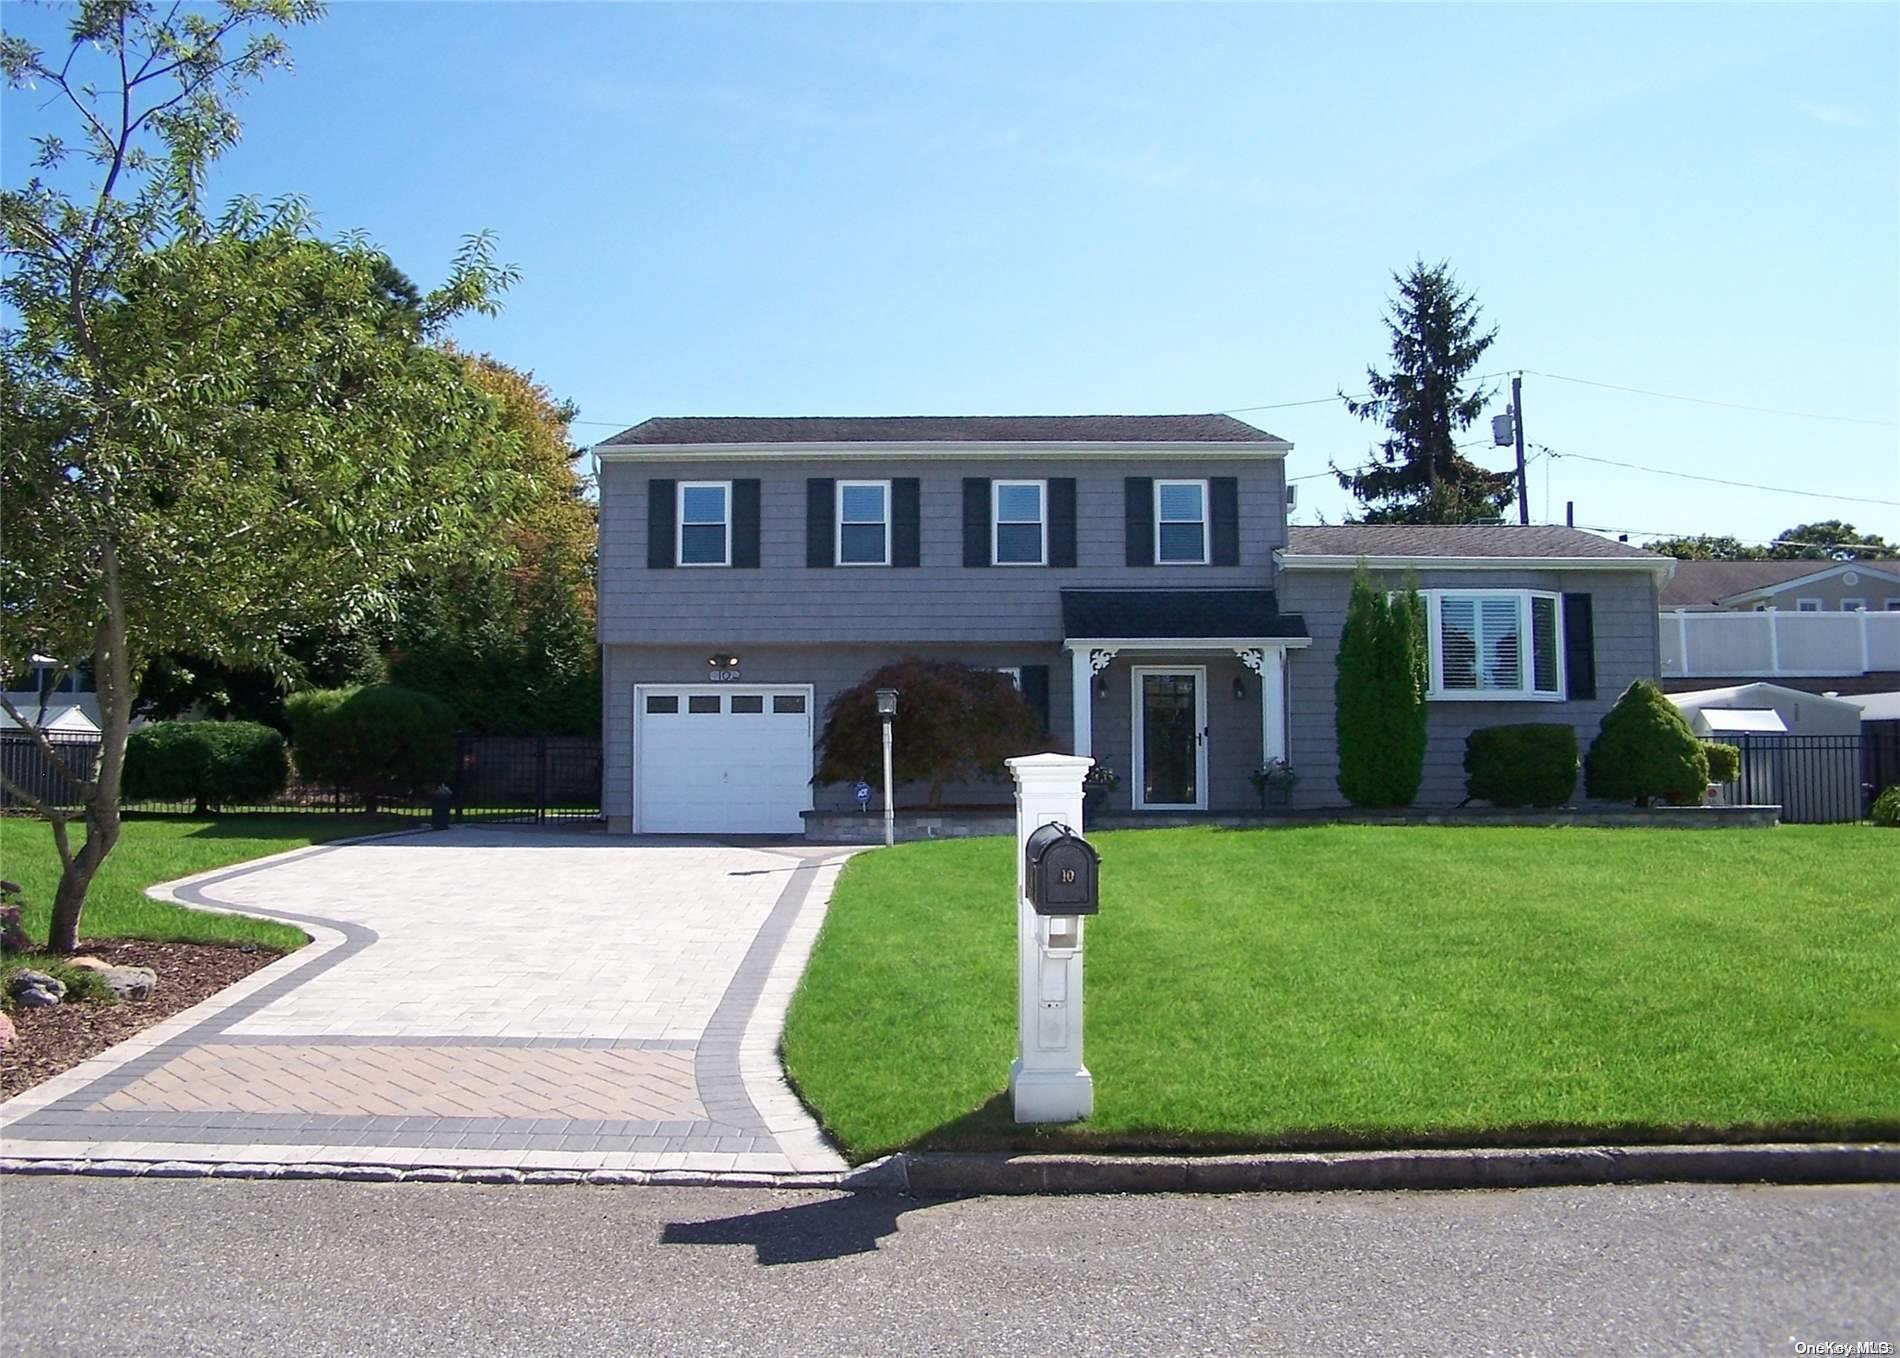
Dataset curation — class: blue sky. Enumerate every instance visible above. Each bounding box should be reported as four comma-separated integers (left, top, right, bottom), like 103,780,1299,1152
4,1,1896,544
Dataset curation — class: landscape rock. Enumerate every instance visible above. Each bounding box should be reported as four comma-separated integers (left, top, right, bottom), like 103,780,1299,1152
7,969,66,1008
97,965,158,1001
64,957,111,972
0,1011,15,1049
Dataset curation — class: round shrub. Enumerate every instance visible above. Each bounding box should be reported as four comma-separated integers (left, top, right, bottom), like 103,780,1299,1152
1463,723,1578,808
285,684,455,810
122,720,289,813
1874,786,1900,828
1583,680,1709,807
1703,742,1740,786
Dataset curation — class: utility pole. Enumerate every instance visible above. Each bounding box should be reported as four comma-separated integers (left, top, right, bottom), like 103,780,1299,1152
1512,373,1529,525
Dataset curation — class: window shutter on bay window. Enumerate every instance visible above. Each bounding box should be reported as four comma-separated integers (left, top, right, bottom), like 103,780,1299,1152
732,479,761,568
806,479,835,568
892,478,921,567
1562,593,1596,699
1049,478,1077,568
647,479,677,569
963,479,992,567
1124,477,1155,566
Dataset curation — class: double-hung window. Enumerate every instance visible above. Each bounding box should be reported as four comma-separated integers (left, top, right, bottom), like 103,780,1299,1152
1155,479,1209,564
992,481,1046,565
1426,590,1563,700
837,481,891,566
678,482,731,566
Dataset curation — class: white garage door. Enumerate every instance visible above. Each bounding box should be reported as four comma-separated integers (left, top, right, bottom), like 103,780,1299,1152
636,686,814,834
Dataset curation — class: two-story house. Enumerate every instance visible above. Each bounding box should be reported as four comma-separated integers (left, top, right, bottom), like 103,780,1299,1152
596,415,1670,834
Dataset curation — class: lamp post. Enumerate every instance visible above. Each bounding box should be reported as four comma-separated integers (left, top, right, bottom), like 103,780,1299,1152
875,687,899,848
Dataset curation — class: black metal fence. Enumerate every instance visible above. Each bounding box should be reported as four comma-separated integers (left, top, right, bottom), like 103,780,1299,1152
1702,733,1867,824
1865,721,1900,801
0,731,602,823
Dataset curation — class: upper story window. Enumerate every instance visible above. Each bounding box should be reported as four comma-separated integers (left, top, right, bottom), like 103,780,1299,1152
1841,599,1867,612
678,482,731,566
1155,479,1209,565
1426,590,1563,701
837,481,891,566
992,481,1046,566
1795,598,1822,612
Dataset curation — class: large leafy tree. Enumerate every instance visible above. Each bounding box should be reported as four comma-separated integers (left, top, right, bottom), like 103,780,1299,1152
0,2,520,951
1644,521,1895,562
1641,535,1768,561
1337,260,1512,523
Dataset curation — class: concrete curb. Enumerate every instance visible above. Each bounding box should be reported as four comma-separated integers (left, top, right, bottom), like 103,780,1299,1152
5,1144,1892,1193
888,1143,1900,1195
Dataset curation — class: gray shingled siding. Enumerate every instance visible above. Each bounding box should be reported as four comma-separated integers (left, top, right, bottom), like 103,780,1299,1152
597,456,1288,645
1085,652,1265,813
1277,568,1663,808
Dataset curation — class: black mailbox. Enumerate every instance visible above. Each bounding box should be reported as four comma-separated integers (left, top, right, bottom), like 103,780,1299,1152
1024,823,1100,915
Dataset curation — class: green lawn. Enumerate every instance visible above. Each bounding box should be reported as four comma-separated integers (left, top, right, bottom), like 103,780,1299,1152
0,814,411,952
782,825,1900,1161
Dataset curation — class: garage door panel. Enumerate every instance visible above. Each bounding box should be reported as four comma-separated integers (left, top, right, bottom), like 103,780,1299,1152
636,687,813,835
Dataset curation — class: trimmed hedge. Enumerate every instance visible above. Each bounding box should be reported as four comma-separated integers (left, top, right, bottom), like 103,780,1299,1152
285,684,454,810
1584,680,1709,807
122,720,289,813
1463,723,1579,808
1703,742,1740,786
1874,786,1900,829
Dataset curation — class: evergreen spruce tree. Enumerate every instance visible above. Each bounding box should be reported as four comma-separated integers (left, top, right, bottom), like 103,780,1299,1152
1338,260,1513,523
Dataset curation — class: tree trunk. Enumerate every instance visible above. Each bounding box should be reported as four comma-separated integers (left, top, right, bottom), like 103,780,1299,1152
47,816,115,953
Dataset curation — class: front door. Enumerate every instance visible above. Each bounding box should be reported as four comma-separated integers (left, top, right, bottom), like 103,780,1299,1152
1132,666,1207,810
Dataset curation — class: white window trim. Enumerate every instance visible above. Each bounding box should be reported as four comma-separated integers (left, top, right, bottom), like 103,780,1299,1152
1154,478,1211,566
1423,589,1566,703
988,665,1023,689
836,479,892,567
677,480,732,568
1841,598,1867,612
1795,597,1823,612
991,479,1048,567
1886,598,1900,611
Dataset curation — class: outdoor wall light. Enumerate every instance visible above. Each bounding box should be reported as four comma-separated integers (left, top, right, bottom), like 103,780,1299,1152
1233,676,1247,701
707,654,740,669
1095,675,1109,701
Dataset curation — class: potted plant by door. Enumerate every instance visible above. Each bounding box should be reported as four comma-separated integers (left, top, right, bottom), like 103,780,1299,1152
1249,758,1297,810
1082,765,1119,817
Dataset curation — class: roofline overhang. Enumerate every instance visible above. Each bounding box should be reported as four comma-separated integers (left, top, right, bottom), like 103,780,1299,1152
1280,553,1675,577
595,439,1291,461
1062,636,1313,651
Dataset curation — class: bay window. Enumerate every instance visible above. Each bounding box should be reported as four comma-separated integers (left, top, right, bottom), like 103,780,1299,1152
1425,589,1564,700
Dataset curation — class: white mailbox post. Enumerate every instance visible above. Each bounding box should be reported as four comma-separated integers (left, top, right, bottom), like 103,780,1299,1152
1007,752,1096,1124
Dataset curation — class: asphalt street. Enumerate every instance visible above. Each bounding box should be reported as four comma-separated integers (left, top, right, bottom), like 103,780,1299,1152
3,1178,1894,1357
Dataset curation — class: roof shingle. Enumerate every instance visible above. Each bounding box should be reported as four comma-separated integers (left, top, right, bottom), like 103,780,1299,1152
1658,558,1900,607
599,414,1282,447
1284,524,1664,561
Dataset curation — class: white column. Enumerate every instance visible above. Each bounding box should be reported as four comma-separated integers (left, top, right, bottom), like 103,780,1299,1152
1069,646,1093,758
1007,752,1094,1124
1261,647,1287,764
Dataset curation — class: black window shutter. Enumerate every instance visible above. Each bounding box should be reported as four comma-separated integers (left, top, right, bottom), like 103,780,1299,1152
1210,476,1240,566
1020,665,1051,736
647,479,677,569
963,478,992,567
806,479,835,568
1048,478,1077,568
1124,477,1155,567
892,478,921,568
1562,593,1596,699
732,479,761,568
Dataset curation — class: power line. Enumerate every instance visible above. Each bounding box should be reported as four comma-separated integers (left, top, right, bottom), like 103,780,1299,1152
1536,444,1900,508
1524,370,1898,428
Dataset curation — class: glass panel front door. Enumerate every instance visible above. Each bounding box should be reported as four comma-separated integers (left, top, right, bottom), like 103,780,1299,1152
1139,671,1200,807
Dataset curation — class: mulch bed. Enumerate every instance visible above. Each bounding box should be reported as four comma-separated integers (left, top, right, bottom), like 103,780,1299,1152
1,939,288,1102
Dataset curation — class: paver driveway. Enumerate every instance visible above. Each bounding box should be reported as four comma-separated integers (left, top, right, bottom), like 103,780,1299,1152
0,828,854,1174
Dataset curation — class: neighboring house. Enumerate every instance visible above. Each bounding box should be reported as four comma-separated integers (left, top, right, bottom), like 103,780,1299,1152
1658,561,1900,696
1661,559,1900,613
594,414,1670,834
0,657,104,730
